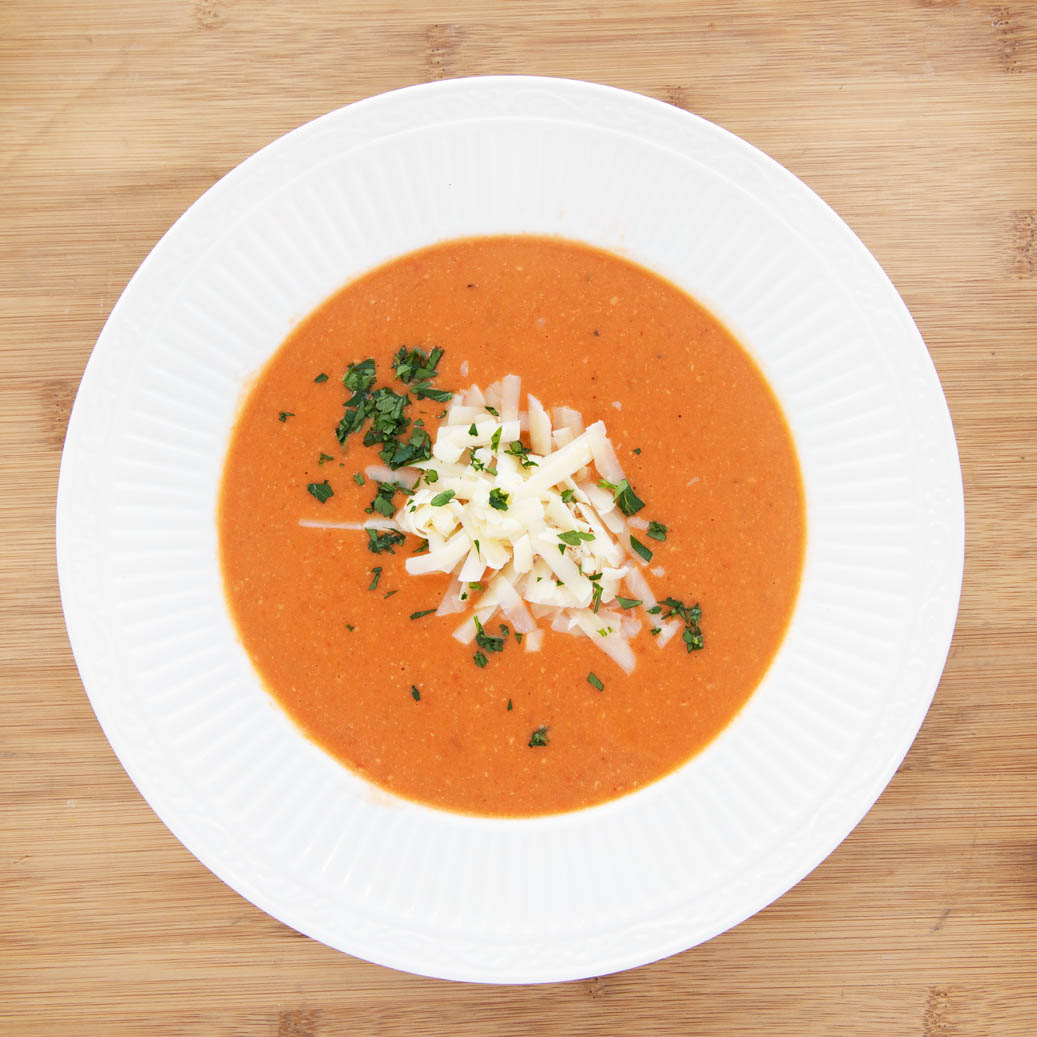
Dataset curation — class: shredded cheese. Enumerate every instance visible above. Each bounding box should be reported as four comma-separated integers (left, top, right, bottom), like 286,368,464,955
391,375,666,674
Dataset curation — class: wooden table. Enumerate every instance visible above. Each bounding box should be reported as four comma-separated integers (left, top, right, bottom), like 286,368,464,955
3,2,1035,1033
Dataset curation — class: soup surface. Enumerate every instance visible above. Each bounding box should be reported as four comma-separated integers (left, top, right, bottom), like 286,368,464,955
219,236,805,816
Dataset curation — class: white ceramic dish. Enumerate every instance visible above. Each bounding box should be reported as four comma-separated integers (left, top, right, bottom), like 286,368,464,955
56,77,964,983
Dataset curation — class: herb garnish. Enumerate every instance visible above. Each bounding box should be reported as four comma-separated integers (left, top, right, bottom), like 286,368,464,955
587,672,604,692
647,521,668,542
353,471,365,484
660,597,704,651
424,469,439,484
473,652,488,668
393,345,445,384
615,596,642,609
560,488,576,504
558,530,595,547
629,534,653,563
314,373,329,383
490,426,503,452
528,726,549,747
368,566,382,591
597,477,644,516
430,489,456,507
488,488,509,511
318,452,335,465
383,589,398,599
507,698,513,710
484,405,499,416
473,615,506,654
409,608,437,620
306,480,334,503
278,411,294,422
366,528,406,554
411,685,421,702
367,480,412,517
506,441,538,467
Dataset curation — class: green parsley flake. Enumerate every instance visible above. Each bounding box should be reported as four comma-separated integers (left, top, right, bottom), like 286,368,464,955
558,530,595,547
306,480,333,503
353,471,365,485
484,405,500,417
314,373,329,383
278,411,294,422
507,698,513,711
489,488,509,511
366,528,406,554
629,534,653,563
409,608,436,620
368,567,382,591
473,651,488,668
587,672,604,692
647,521,668,542
615,596,643,610
468,423,478,436
490,427,503,452
424,469,439,484
528,726,549,747
318,452,335,465
560,488,576,504
430,489,456,507
411,685,421,702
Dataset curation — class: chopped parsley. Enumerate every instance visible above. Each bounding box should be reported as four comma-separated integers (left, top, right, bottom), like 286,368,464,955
383,589,397,599
490,426,503,452
314,372,329,383
473,615,506,654
353,471,365,484
430,489,456,507
660,596,704,651
343,358,376,393
368,566,382,591
507,698,513,710
306,480,334,503
393,345,444,384
633,447,641,455
506,441,538,467
587,672,604,692
514,632,524,645
560,488,576,504
424,469,439,484
615,596,642,609
278,411,294,422
468,423,478,436
528,726,549,747
367,480,411,517
629,534,653,563
558,530,595,547
484,405,499,416
591,582,604,613
410,685,421,702
366,528,406,554
473,652,488,668
488,488,510,511
345,623,355,632
650,626,662,636
597,477,644,516
318,452,335,465
647,521,668,542
409,608,437,620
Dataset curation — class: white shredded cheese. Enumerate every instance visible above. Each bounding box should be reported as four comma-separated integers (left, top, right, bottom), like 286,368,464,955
390,376,675,674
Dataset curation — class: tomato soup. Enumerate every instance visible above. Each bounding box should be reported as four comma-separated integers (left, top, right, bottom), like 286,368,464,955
219,236,805,816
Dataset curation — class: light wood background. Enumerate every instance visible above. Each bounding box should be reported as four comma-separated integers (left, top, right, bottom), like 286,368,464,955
3,2,1035,1034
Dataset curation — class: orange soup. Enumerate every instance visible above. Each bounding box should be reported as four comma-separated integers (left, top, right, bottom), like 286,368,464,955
219,236,805,816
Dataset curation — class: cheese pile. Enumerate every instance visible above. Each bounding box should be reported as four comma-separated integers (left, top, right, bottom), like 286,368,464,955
389,375,680,674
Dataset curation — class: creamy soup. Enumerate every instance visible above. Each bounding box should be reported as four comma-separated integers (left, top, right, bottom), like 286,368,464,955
219,235,805,816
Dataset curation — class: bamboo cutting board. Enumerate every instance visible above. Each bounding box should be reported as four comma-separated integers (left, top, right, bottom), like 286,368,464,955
2,2,1035,1034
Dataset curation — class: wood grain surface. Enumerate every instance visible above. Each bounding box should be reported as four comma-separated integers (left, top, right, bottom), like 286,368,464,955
2,1,1035,1034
